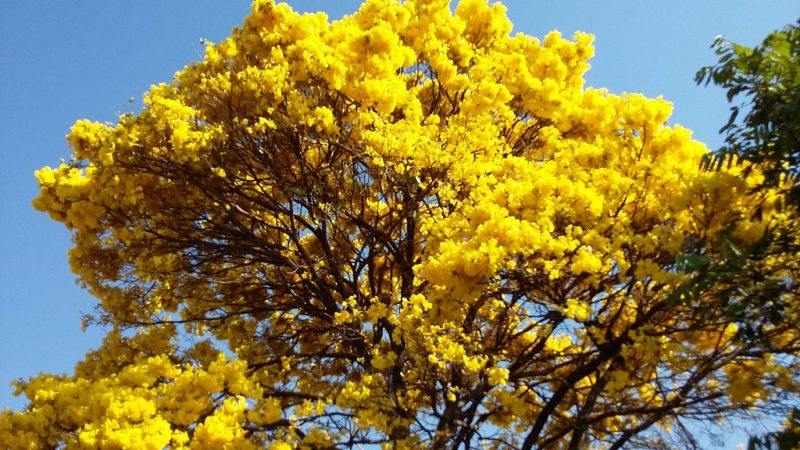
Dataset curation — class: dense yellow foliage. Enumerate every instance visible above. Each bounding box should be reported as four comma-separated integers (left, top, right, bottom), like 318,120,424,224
4,0,800,448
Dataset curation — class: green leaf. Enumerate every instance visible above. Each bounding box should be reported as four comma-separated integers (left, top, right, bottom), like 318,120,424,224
675,254,711,272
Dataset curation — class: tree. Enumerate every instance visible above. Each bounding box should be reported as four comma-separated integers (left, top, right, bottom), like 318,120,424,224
696,19,800,450
2,1,799,448
696,19,800,207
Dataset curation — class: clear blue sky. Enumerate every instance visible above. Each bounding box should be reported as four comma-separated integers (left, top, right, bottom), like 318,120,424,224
1,0,796,445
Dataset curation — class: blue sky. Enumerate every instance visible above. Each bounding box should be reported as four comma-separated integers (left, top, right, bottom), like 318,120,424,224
0,0,796,445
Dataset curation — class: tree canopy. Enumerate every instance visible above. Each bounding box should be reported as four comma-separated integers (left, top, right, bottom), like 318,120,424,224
3,1,799,449
696,18,800,450
696,19,800,206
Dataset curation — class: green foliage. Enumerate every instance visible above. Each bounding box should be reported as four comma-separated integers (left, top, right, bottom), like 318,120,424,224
694,16,800,347
697,20,800,450
696,19,800,205
669,225,796,344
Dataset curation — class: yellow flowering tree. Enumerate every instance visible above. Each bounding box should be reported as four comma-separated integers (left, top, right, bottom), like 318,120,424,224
4,1,800,448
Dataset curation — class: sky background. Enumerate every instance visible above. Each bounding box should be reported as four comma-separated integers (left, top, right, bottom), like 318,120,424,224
0,0,797,446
